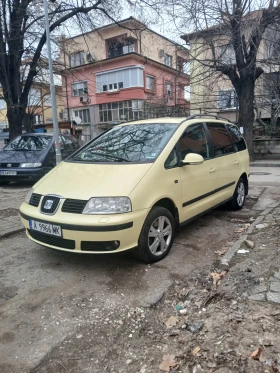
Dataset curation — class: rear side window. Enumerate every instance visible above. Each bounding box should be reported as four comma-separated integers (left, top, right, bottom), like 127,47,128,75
206,123,234,157
178,123,210,160
226,124,247,151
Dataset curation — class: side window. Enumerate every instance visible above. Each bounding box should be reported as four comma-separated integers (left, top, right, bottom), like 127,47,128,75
62,136,74,150
178,123,210,160
206,123,234,157
165,147,178,169
226,124,247,151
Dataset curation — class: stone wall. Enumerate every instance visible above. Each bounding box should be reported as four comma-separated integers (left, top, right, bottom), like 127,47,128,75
254,139,280,159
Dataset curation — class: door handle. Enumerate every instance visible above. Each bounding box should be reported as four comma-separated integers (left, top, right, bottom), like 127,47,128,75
234,161,239,165
209,168,216,173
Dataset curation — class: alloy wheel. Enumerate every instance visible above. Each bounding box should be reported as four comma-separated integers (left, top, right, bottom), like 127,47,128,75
148,216,172,256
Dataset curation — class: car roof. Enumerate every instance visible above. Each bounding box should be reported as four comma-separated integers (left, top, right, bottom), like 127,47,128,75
119,116,235,127
20,133,53,137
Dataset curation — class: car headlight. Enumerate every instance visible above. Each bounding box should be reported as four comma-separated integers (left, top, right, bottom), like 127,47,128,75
83,197,132,214
25,188,34,203
20,163,42,168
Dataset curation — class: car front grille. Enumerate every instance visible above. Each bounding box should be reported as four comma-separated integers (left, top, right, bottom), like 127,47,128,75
0,163,20,168
40,196,61,214
62,199,88,214
81,240,120,251
29,193,42,207
28,230,75,250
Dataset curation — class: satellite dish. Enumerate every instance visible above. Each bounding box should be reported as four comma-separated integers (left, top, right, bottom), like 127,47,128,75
73,116,82,125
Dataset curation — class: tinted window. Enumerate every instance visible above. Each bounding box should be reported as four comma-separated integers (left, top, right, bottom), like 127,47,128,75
165,147,178,169
4,135,52,151
62,135,75,150
206,123,234,156
179,123,210,159
226,124,247,151
69,123,179,163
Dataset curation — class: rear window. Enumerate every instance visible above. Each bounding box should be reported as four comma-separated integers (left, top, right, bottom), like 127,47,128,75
69,123,179,163
206,123,234,156
226,124,247,151
4,135,52,151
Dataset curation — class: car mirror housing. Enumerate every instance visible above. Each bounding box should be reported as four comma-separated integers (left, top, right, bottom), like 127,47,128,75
181,153,204,165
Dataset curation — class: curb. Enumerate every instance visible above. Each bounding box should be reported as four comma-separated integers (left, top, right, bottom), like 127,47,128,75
0,227,25,239
219,203,280,270
250,162,280,167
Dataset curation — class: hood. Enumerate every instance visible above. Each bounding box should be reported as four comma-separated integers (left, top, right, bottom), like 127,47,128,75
0,150,45,163
34,161,153,199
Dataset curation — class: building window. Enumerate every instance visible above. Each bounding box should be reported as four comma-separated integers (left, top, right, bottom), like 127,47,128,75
267,40,280,59
72,81,88,96
177,86,184,99
107,38,135,58
70,52,85,67
28,88,41,106
33,114,42,124
146,75,155,91
73,108,90,124
166,82,173,96
99,100,144,123
164,54,172,67
0,99,6,110
218,89,237,109
96,67,143,93
220,44,235,65
44,94,52,107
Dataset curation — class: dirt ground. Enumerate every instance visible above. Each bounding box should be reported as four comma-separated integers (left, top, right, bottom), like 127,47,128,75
0,180,280,373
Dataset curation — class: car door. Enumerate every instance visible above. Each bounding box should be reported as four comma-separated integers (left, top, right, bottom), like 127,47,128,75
205,122,239,203
178,122,220,223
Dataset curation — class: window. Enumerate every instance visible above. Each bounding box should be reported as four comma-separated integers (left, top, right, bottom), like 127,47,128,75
220,44,235,64
166,82,173,96
99,100,144,123
177,57,189,73
218,90,237,110
73,109,90,124
44,94,52,107
179,123,209,159
206,123,234,156
267,40,280,59
226,124,247,151
28,88,41,106
4,135,51,151
0,99,6,110
72,81,88,96
164,54,172,67
70,52,85,67
177,86,184,99
165,147,178,169
33,114,42,124
96,67,143,93
108,38,135,58
146,75,155,91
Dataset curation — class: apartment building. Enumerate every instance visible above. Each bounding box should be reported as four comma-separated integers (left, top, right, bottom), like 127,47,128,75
60,17,189,136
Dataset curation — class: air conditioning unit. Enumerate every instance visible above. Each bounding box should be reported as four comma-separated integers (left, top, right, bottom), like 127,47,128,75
159,49,165,58
80,96,88,104
86,52,95,62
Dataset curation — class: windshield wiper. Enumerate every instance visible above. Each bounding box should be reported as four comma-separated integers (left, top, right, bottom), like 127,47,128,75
88,151,131,162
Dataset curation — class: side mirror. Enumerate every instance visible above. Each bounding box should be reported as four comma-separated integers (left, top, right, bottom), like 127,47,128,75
181,153,204,165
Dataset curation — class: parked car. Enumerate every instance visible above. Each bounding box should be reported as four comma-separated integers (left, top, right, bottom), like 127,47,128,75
0,133,80,184
20,116,250,263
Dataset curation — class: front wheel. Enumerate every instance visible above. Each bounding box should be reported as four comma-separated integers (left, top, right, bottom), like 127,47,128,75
228,178,246,210
132,206,175,263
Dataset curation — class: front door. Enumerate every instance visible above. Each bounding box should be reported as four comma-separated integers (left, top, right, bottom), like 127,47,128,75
178,122,219,223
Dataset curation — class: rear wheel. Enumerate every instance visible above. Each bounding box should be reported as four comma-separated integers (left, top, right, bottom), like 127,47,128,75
133,206,175,263
228,178,246,210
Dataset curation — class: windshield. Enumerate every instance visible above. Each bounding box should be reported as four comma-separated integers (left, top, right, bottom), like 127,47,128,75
4,135,52,151
69,123,179,163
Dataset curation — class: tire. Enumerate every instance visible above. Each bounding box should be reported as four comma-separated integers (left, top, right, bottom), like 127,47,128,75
133,206,175,263
228,178,246,210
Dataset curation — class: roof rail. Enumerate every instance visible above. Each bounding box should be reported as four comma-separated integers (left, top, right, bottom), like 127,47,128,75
186,114,232,122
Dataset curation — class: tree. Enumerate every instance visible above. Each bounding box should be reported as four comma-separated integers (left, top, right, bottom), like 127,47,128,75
0,0,122,139
165,0,280,159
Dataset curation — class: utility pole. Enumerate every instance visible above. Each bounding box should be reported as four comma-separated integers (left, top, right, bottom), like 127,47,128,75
43,0,62,164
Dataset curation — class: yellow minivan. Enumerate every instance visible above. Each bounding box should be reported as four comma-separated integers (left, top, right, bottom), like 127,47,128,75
20,115,250,263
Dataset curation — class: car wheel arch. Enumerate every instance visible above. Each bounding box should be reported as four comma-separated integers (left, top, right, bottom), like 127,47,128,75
240,172,248,195
153,198,179,231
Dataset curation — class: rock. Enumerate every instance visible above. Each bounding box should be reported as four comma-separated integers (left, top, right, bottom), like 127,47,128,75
179,308,187,315
186,321,204,334
270,282,280,292
256,223,268,229
274,271,280,280
249,217,255,222
193,364,204,373
267,292,280,303
245,239,255,249
251,285,268,294
248,293,266,301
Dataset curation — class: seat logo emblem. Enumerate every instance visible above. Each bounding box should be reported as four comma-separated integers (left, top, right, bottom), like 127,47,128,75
7,164,11,167
44,200,54,210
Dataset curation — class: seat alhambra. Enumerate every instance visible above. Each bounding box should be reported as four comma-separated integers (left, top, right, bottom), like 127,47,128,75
20,116,250,263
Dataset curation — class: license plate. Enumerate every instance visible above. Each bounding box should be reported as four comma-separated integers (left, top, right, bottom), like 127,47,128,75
0,171,17,175
29,220,62,237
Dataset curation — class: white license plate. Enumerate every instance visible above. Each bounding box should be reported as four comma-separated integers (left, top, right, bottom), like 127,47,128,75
29,220,62,237
0,171,17,175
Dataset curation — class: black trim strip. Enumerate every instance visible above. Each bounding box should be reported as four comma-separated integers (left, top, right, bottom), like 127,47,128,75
20,212,133,232
180,197,232,227
182,181,235,207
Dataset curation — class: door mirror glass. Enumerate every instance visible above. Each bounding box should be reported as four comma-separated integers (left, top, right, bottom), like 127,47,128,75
182,153,204,165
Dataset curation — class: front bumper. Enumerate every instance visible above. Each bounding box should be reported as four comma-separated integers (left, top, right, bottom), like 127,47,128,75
20,201,149,254
0,167,45,182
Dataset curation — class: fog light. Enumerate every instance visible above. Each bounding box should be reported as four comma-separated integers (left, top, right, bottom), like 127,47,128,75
103,241,120,251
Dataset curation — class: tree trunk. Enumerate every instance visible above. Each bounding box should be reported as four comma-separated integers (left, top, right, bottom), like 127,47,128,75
6,105,26,140
238,78,255,161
